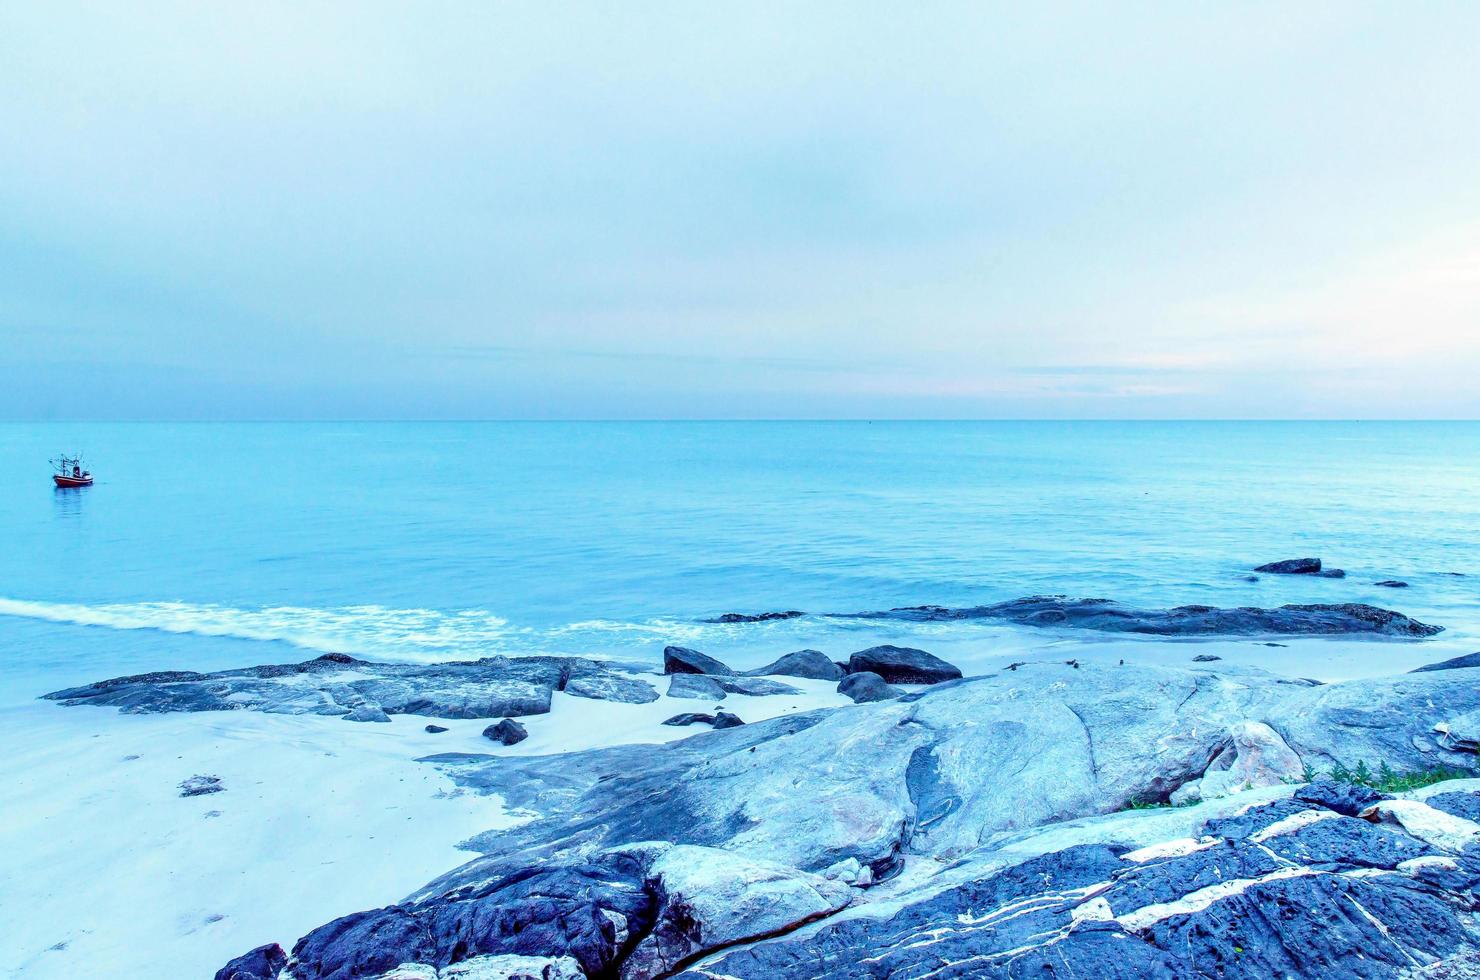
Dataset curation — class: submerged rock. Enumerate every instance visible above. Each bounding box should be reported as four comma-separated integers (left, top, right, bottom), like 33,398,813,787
483,720,528,746
745,649,844,681
703,611,806,623
180,774,224,797
836,672,901,703
424,724,449,734
1412,652,1480,673
844,645,962,684
843,596,1442,637
662,646,736,676
42,653,660,720
1375,580,1410,588
1191,654,1222,662
1255,557,1327,575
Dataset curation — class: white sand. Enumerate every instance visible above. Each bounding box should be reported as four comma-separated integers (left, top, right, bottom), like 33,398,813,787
0,678,850,979
0,634,1462,978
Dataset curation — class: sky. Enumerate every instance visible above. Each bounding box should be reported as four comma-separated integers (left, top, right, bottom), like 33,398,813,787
2,2,1479,420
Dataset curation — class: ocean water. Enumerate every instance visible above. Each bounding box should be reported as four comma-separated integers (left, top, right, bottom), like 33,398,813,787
3,421,1479,700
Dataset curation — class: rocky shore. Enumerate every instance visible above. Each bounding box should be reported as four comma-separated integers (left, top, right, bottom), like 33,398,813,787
40,594,1480,979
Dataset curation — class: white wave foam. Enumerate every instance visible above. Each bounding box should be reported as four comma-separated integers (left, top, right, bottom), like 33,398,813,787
0,597,519,661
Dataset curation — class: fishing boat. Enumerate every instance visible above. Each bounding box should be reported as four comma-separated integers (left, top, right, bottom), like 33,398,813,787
52,454,93,488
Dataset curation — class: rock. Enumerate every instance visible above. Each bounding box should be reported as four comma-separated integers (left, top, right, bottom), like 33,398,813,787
1294,777,1390,816
180,774,224,797
371,954,585,978
745,649,844,681
1168,720,1304,805
1436,711,1480,752
836,671,901,703
483,720,528,746
41,653,664,720
662,713,716,727
666,673,800,701
703,611,805,623
619,845,851,979
1412,652,1480,673
344,704,392,723
844,645,962,684
662,646,736,676
1191,654,1221,662
215,943,287,980
1375,580,1410,588
840,596,1440,637
425,724,449,733
1254,557,1324,574
711,711,745,729
1359,799,1480,853
563,674,659,704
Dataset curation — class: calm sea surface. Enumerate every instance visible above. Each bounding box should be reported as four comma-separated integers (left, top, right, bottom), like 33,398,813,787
3,421,1479,700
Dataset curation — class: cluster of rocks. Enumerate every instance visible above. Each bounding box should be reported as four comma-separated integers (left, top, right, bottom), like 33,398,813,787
210,653,1480,980
43,652,664,722
663,643,962,706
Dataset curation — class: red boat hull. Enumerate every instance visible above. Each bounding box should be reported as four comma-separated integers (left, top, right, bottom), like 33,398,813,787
54,474,93,488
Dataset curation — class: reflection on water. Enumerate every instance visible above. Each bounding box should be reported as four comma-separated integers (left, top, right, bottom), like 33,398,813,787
51,486,86,519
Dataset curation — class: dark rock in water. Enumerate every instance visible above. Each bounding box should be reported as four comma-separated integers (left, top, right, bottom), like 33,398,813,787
712,711,745,729
704,611,806,623
662,713,716,727
845,645,962,684
1242,574,1260,582
1375,580,1410,588
214,942,287,980
837,671,901,703
484,719,528,746
667,673,800,701
663,645,736,676
1412,652,1480,673
1191,654,1222,662
179,774,223,797
41,652,661,720
1294,777,1390,816
424,724,448,733
745,649,844,681
342,704,391,723
1255,557,1324,574
842,596,1442,637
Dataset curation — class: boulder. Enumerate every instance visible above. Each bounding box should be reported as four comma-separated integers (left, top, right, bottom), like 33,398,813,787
666,674,800,701
711,711,745,729
563,674,659,704
745,649,844,681
845,645,962,684
619,845,851,979
424,724,449,734
837,672,901,703
704,611,805,623
215,943,287,980
1412,652,1480,673
1168,720,1304,805
1294,777,1390,817
662,646,736,676
662,713,716,727
483,720,528,746
344,704,392,723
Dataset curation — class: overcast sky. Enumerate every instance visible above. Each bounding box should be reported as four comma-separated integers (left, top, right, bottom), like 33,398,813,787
3,2,1478,419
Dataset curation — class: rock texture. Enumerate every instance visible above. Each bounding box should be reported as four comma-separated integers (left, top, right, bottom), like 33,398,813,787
1255,557,1347,576
483,720,527,746
703,611,805,623
843,596,1441,636
665,674,799,701
214,942,287,980
744,650,844,681
43,653,660,721
1413,652,1480,673
1168,720,1305,805
844,645,962,684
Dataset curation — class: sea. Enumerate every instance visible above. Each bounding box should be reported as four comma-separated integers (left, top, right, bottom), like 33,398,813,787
4,421,1479,703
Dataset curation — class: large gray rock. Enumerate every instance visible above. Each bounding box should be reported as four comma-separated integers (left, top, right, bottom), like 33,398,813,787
845,645,961,684
836,671,901,703
841,596,1441,636
214,943,287,980
42,653,661,721
745,650,844,681
666,673,800,701
1168,720,1305,805
663,646,736,676
1255,557,1344,576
